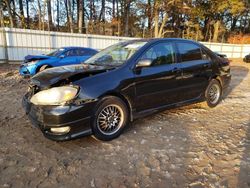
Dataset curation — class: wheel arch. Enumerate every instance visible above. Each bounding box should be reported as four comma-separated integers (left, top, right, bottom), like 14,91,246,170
36,64,52,73
100,92,133,122
211,75,223,87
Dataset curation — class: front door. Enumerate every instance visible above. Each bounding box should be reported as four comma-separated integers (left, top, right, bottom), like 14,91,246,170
134,42,182,112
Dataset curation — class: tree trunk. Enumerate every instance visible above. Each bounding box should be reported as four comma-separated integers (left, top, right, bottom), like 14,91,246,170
77,0,79,24
111,0,115,35
116,0,120,36
5,0,14,27
64,0,70,30
101,0,105,34
147,0,152,36
82,0,85,33
11,0,16,25
78,0,83,33
26,0,29,28
154,1,159,37
0,2,4,27
67,0,74,33
231,16,238,31
18,0,25,27
124,0,131,36
38,0,42,30
47,0,53,31
212,20,220,42
42,0,46,30
158,14,168,37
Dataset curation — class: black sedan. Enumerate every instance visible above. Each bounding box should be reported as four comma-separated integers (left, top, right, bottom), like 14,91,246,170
23,38,231,141
243,54,250,63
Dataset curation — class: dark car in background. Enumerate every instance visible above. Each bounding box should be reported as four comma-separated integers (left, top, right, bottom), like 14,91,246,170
19,47,98,77
22,38,231,141
243,54,250,63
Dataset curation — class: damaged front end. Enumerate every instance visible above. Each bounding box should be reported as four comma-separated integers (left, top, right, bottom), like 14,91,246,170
23,64,113,140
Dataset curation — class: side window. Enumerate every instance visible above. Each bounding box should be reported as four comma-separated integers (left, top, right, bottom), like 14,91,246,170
140,43,175,66
176,42,202,62
65,49,78,57
78,49,97,56
78,49,86,56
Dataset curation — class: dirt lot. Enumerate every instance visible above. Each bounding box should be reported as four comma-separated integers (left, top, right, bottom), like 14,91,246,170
0,61,250,188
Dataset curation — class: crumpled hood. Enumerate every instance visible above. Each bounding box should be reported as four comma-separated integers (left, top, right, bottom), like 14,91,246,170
30,64,111,88
24,55,52,63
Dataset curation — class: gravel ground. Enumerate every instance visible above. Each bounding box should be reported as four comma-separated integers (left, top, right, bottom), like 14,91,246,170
0,61,250,188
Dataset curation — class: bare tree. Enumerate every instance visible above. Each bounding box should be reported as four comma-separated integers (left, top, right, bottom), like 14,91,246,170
11,0,16,25
19,0,25,27
100,0,105,34
5,0,14,27
111,0,115,35
78,0,83,33
124,0,131,36
37,0,42,30
26,0,30,28
0,1,4,27
67,0,74,33
46,0,53,31
147,0,152,36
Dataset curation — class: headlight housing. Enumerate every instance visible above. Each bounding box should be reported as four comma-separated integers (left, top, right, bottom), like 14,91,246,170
30,86,79,105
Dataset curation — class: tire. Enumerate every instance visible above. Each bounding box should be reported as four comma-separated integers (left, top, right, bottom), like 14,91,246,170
205,79,222,108
38,65,49,72
92,96,129,141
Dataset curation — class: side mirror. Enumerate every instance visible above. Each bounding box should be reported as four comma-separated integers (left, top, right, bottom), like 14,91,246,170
59,54,65,58
136,59,153,68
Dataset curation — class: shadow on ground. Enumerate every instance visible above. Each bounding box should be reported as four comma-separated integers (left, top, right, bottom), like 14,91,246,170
238,121,250,187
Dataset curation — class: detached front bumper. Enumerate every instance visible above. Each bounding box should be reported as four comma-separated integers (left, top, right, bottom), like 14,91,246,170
22,93,94,141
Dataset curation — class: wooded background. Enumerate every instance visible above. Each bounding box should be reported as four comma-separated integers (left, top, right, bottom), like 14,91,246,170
1,0,250,43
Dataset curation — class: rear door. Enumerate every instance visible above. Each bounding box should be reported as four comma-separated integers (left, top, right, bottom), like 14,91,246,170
134,42,183,112
176,41,212,101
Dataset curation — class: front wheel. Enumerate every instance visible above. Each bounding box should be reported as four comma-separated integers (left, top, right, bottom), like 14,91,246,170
92,96,129,141
205,79,222,108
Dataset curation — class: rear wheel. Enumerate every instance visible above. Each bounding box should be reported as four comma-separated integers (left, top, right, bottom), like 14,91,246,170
92,96,129,141
205,79,222,108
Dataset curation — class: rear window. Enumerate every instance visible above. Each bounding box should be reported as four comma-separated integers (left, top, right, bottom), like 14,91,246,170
176,42,202,62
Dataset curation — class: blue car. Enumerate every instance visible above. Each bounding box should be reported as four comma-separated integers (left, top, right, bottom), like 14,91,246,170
19,47,98,77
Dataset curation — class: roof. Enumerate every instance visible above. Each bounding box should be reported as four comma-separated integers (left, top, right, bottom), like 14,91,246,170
120,38,200,45
61,46,97,51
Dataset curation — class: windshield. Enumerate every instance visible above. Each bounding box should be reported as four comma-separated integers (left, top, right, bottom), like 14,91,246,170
84,41,147,66
47,48,65,57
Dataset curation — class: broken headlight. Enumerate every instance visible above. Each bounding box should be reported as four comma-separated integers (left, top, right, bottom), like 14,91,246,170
30,86,78,105
27,60,39,66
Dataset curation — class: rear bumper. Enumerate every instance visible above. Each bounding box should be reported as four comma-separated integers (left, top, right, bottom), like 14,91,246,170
22,93,94,141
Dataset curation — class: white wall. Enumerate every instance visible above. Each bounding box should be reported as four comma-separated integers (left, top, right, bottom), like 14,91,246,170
0,27,249,63
202,42,250,59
